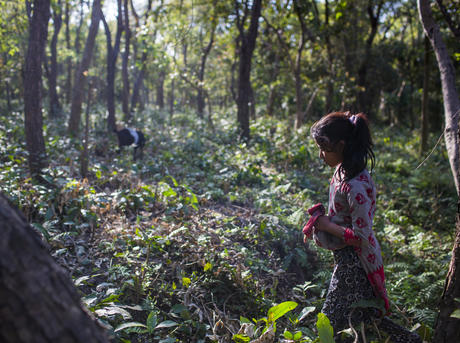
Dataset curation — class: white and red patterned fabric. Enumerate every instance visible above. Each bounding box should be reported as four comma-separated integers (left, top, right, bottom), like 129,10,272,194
312,168,390,312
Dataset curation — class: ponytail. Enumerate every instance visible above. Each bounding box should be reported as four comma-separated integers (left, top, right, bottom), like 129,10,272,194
311,111,375,180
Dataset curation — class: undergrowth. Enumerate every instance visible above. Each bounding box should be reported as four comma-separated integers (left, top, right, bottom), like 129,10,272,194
0,107,455,342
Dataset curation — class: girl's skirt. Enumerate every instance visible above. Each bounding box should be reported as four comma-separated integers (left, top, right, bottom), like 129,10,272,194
321,246,421,343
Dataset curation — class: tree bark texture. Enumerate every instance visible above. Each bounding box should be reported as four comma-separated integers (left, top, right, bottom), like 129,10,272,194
418,1,460,342
68,0,101,134
49,0,62,117
23,0,50,176
0,194,109,343
236,0,262,140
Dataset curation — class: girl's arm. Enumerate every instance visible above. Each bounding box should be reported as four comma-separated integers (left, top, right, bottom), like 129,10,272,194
315,177,375,248
314,216,361,247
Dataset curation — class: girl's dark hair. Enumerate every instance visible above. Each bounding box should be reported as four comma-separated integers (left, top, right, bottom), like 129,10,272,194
310,111,375,180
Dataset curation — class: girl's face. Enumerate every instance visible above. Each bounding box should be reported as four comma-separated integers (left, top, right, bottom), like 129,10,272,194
317,142,344,167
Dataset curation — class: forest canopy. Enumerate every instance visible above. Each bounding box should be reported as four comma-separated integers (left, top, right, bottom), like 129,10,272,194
0,0,459,342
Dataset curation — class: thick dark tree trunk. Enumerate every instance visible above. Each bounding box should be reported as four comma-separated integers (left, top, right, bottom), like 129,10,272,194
68,0,101,134
101,0,123,132
357,0,383,117
236,0,262,140
418,1,460,342
23,0,50,176
49,0,62,117
293,0,312,128
0,194,109,343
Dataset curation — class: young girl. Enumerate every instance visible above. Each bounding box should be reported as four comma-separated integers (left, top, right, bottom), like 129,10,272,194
304,112,421,342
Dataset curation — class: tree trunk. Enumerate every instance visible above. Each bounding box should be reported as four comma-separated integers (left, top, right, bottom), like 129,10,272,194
418,1,460,342
293,0,310,128
101,0,123,132
197,18,216,118
236,0,262,140
81,80,92,178
64,0,72,103
157,70,165,110
0,194,109,343
68,0,101,134
420,36,430,154
49,0,62,117
325,0,334,113
122,0,131,123
23,0,50,176
169,78,175,118
357,0,383,117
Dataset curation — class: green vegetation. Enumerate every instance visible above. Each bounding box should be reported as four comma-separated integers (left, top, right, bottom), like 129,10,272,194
0,108,455,342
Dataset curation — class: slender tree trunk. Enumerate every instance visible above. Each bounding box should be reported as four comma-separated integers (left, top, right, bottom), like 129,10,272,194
101,0,123,132
418,0,459,194
420,36,430,154
81,80,92,178
122,0,131,123
0,194,109,343
236,0,262,140
23,0,50,176
418,1,460,342
197,24,215,118
5,79,12,112
64,0,72,103
49,0,62,117
325,0,334,113
157,70,165,110
68,0,101,134
169,79,175,118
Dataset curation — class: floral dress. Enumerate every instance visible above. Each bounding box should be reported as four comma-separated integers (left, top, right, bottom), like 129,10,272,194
313,168,421,342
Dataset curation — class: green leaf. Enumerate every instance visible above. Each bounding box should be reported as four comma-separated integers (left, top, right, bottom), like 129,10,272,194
283,329,293,339
297,306,316,322
155,320,178,329
293,331,303,340
204,262,212,272
146,312,158,333
316,313,334,343
267,301,298,323
114,322,147,332
232,334,251,343
451,309,460,319
95,305,132,320
182,277,191,288
240,316,251,324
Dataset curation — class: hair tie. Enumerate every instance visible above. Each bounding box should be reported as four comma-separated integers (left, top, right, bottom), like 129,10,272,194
349,115,357,125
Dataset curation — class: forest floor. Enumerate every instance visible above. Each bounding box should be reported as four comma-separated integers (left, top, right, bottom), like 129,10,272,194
0,109,456,342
